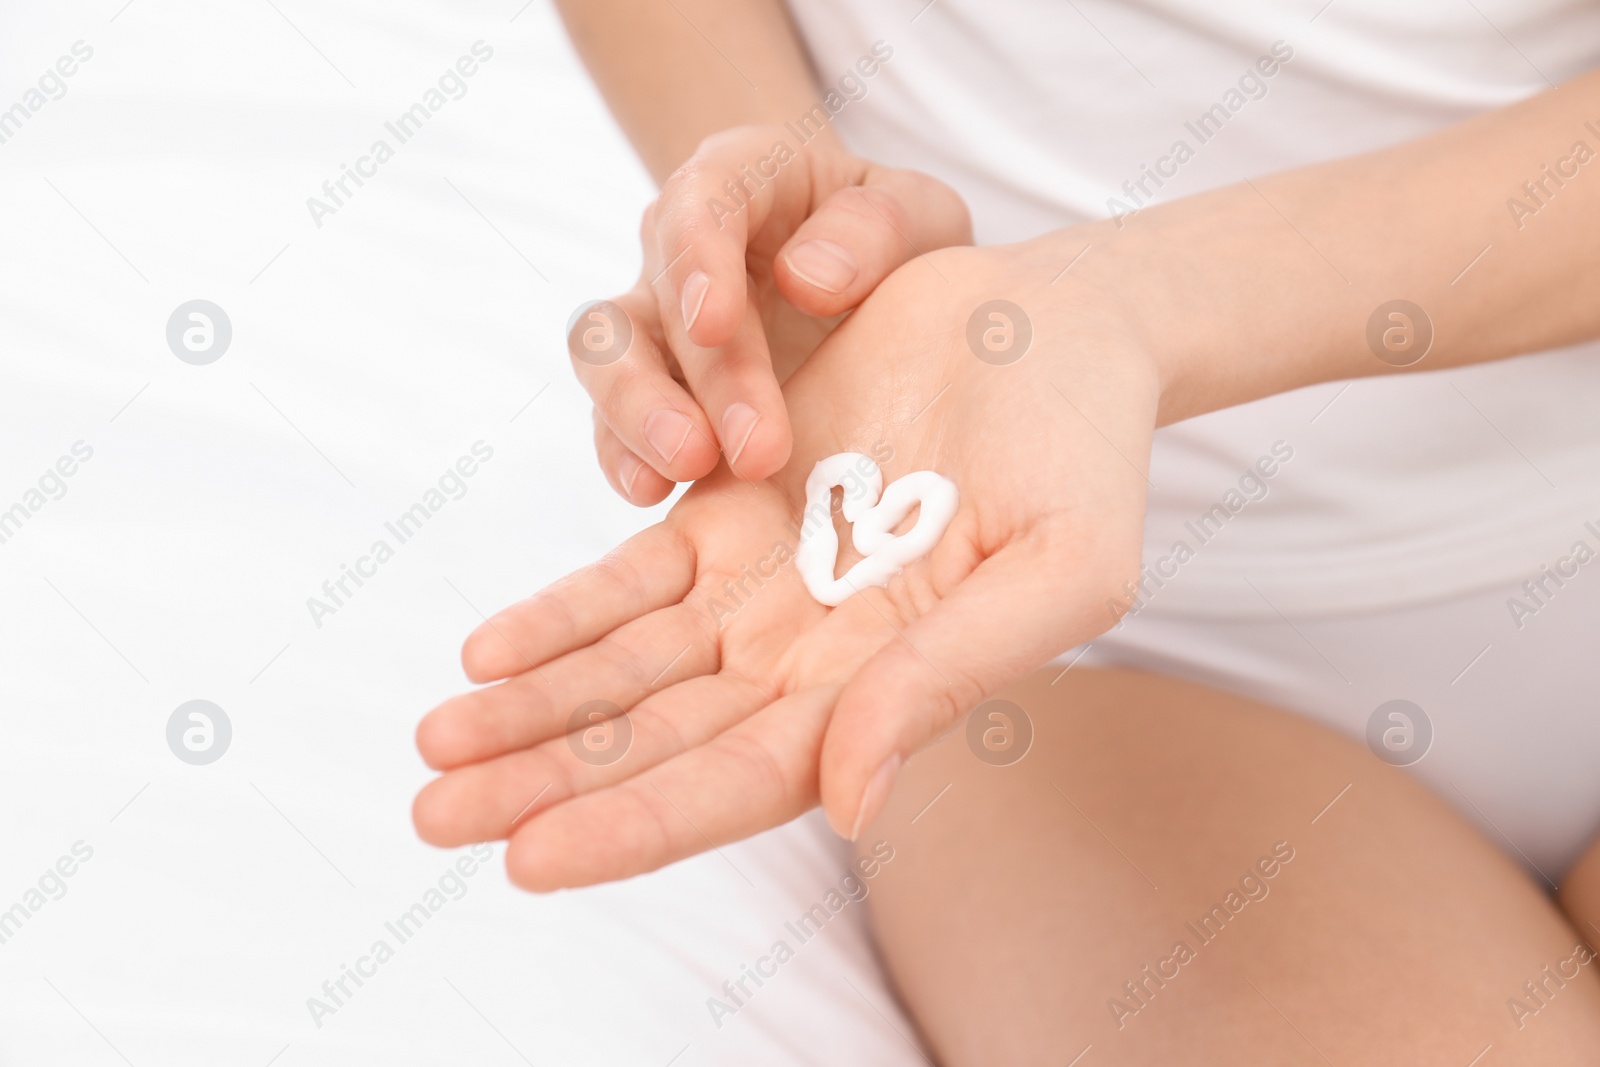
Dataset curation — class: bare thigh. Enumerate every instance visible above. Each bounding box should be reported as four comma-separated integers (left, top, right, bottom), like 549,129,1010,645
857,667,1600,1066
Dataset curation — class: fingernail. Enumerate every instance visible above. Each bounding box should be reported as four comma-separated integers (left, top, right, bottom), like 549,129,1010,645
617,452,646,501
784,239,858,294
849,754,902,841
644,409,693,464
721,402,761,469
681,270,710,333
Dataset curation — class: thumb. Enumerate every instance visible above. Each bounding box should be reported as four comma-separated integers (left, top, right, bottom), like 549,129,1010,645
817,527,1135,840
775,166,971,318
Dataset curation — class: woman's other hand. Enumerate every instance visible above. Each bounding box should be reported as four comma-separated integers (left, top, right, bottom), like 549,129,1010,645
573,125,971,504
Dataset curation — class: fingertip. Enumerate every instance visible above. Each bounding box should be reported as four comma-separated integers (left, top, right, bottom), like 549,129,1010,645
414,713,445,770
787,238,859,293
411,778,456,847
821,736,902,842
732,433,792,484
849,753,902,841
772,187,899,315
822,794,855,840
614,451,675,507
673,439,723,483
681,278,743,349
642,407,721,482
415,692,477,770
461,621,515,684
774,171,972,316
504,828,567,893
680,270,710,333
777,238,861,314
616,451,647,501
632,480,676,507
718,402,759,467
718,402,791,482
642,408,694,466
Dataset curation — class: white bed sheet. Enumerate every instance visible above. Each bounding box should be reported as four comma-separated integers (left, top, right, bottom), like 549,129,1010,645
0,2,927,1062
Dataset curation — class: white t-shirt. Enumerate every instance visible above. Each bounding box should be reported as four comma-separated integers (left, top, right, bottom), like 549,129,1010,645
787,0,1600,617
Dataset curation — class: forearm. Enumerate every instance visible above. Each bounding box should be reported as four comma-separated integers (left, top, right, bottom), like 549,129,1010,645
554,0,829,182
1066,69,1600,425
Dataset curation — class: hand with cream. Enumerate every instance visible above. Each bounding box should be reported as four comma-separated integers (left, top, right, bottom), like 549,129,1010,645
414,242,1158,890
794,454,959,607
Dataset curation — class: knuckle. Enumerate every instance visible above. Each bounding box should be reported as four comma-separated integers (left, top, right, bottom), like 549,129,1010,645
620,780,681,870
661,155,703,196
588,361,634,412
879,638,976,729
593,545,652,604
718,732,798,808
937,658,991,726
835,183,912,244
626,700,691,760
526,749,577,813
660,157,717,214
594,631,655,691
530,584,583,650
905,169,973,238
583,356,660,427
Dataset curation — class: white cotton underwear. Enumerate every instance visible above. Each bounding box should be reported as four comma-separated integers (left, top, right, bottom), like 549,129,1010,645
1051,571,1600,883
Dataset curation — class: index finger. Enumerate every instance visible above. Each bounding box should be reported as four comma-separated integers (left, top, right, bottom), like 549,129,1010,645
652,125,824,347
460,522,696,683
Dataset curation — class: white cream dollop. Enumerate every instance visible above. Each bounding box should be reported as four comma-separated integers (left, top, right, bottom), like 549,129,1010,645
794,453,959,607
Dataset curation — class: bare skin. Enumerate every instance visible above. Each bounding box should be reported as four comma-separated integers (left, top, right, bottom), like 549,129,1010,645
1560,846,1600,950
555,0,1600,494
412,240,1600,1055
556,0,972,499
860,666,1600,1066
411,2,1600,1057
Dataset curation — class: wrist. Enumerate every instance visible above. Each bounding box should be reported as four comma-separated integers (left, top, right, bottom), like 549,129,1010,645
1029,211,1369,426
985,229,1191,423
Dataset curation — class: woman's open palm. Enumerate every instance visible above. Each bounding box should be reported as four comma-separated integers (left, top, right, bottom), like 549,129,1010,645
413,245,1159,890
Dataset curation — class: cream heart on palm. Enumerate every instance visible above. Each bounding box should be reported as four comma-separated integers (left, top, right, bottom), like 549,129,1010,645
795,453,960,607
